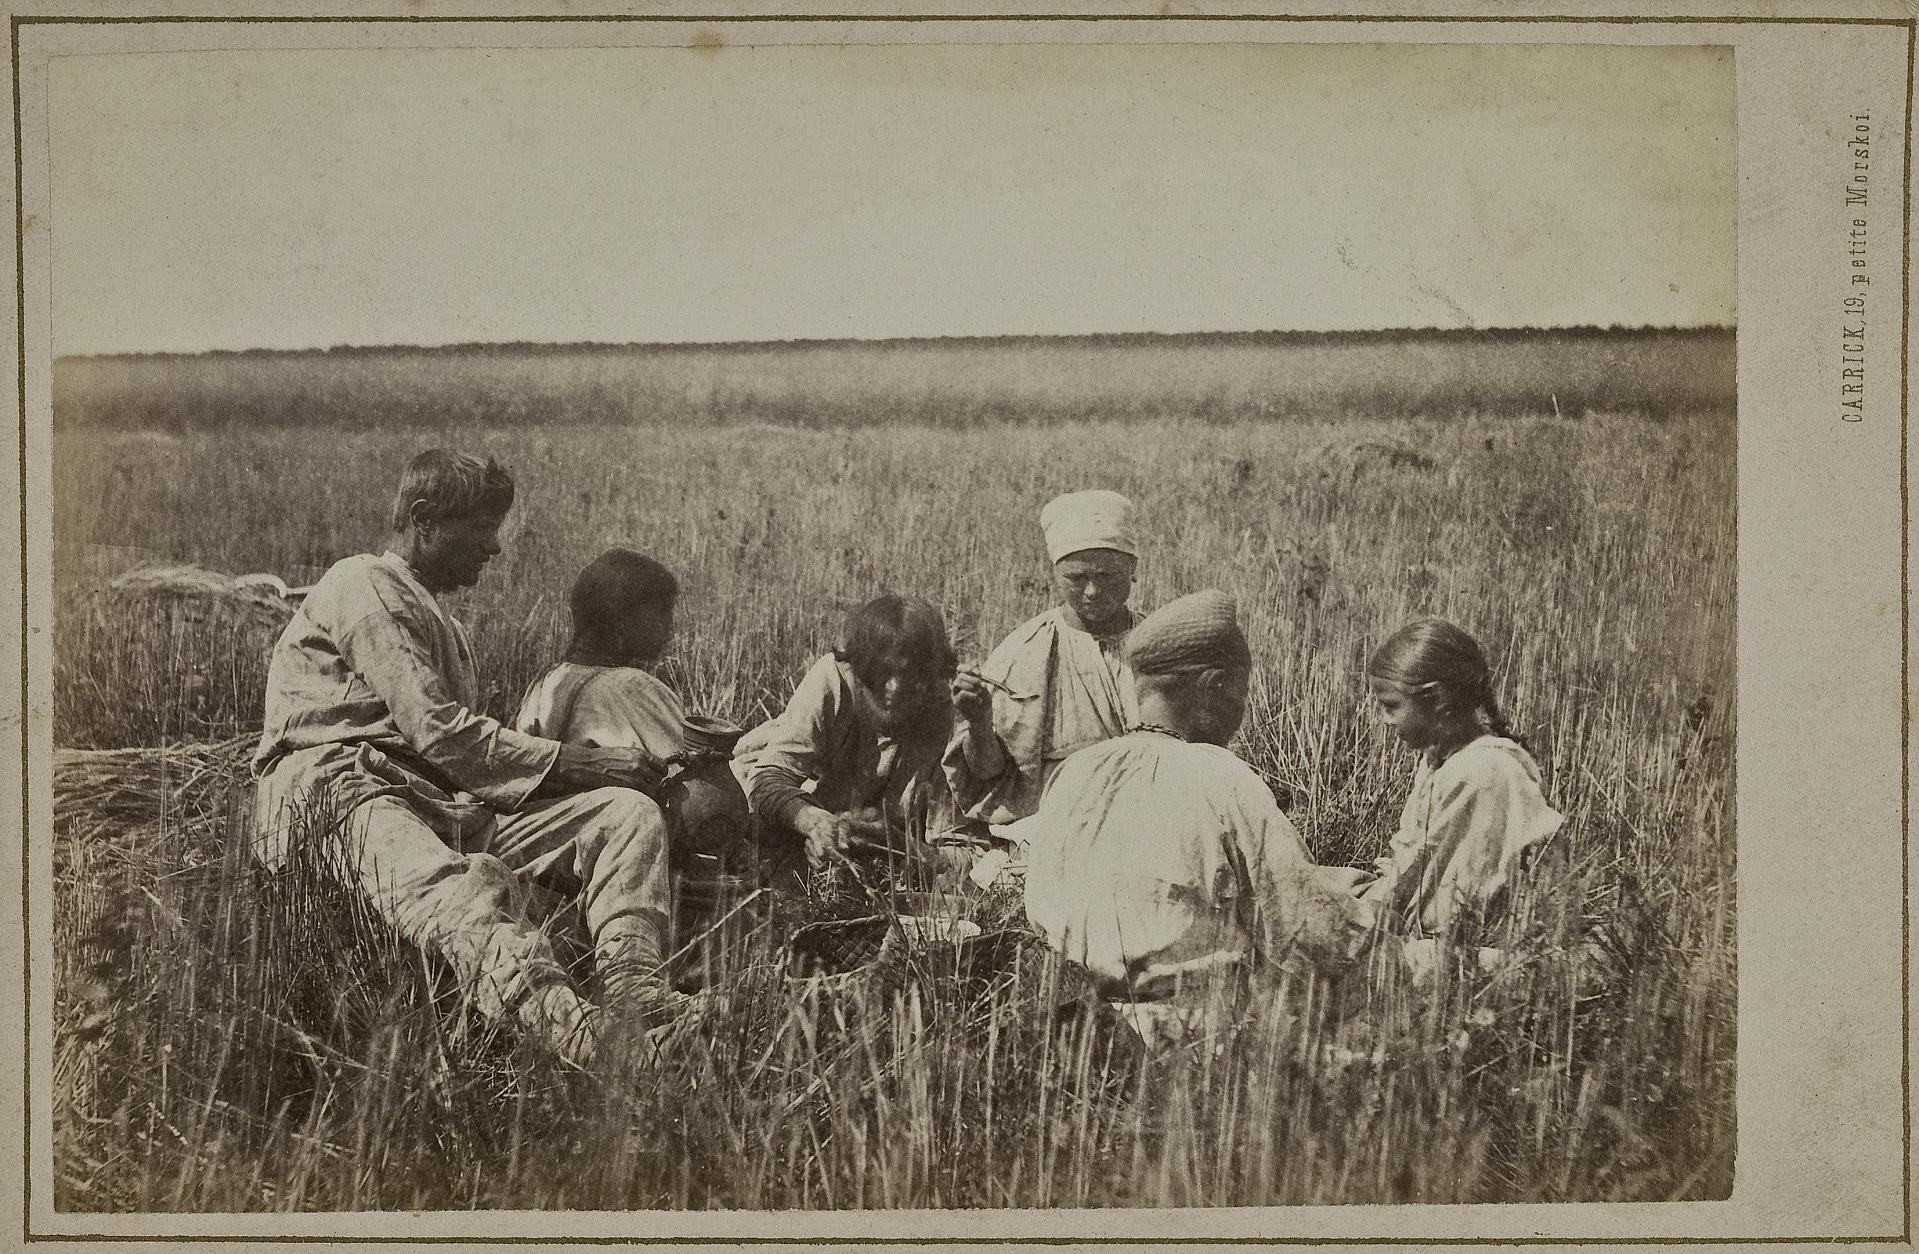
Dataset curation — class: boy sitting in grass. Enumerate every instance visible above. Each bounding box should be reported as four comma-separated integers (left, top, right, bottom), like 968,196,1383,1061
517,548,685,760
517,549,753,988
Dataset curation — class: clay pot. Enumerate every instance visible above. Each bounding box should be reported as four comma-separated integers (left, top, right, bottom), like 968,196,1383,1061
660,715,750,858
683,714,747,756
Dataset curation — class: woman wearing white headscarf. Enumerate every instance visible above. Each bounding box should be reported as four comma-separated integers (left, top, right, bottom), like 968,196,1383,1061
945,489,1143,827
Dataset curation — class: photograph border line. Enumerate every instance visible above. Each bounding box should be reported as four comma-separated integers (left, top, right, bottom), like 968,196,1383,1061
8,1238,1919,1249
14,7,30,1245
9,11,1910,1246
1905,18,1915,1249
7,11,1919,23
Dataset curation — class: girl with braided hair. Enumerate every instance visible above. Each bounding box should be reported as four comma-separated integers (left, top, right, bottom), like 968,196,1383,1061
1359,617,1563,942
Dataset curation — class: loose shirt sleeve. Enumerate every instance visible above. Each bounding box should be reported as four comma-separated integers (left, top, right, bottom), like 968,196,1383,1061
1363,741,1564,936
1222,768,1369,968
734,655,848,831
944,610,1136,827
942,624,1034,825
327,571,558,811
943,730,1029,827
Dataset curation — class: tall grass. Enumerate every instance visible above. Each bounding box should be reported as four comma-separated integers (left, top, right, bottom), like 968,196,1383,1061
49,337,1734,1211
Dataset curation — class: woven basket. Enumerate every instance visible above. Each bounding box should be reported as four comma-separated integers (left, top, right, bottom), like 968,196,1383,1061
786,915,894,978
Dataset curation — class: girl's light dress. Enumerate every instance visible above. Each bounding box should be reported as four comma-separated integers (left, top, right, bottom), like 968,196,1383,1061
1360,734,1564,939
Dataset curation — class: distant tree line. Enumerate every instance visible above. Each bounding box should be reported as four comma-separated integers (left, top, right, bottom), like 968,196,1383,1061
60,323,1735,364
52,326,1736,432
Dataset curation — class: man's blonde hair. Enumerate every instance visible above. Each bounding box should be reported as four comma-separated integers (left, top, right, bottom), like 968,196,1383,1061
390,450,515,531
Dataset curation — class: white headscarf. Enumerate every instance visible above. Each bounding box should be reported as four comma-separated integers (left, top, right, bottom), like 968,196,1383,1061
1040,490,1138,563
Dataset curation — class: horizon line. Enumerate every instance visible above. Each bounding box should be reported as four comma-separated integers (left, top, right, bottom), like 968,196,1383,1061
55,322,1738,363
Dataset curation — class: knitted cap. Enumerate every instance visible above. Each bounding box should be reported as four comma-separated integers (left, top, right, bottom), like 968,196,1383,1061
1125,589,1251,676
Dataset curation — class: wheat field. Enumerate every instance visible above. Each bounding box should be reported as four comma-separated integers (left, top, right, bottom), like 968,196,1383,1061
47,330,1735,1211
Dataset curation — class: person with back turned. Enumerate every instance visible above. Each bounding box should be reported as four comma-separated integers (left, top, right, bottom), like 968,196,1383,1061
1020,590,1370,1048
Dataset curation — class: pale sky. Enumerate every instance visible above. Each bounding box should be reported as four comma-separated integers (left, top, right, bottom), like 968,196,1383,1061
49,41,1734,356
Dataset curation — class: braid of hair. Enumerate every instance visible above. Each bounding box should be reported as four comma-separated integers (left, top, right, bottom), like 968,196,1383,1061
1479,679,1528,751
1373,616,1531,750
1483,695,1514,741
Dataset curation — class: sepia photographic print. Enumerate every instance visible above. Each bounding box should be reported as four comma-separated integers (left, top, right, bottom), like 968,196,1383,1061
4,3,1910,1247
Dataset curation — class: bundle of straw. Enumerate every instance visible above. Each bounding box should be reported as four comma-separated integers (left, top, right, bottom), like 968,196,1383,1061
102,564,305,633
53,733,257,831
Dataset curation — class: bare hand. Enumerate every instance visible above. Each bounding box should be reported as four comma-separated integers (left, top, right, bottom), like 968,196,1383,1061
950,669,995,725
797,807,852,868
836,810,893,852
797,807,901,867
950,673,1009,778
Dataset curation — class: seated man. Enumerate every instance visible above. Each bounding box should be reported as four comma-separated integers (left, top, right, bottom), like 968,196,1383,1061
1021,590,1368,1047
947,489,1144,827
252,450,680,1069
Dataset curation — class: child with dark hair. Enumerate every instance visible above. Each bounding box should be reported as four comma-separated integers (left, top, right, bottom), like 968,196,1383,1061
1360,617,1563,942
517,548,684,760
733,594,978,881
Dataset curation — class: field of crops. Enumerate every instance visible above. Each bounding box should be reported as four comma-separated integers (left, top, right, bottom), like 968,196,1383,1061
48,329,1736,1211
